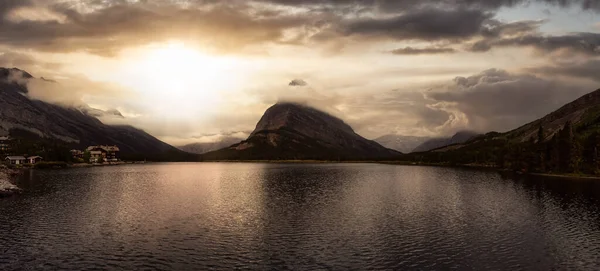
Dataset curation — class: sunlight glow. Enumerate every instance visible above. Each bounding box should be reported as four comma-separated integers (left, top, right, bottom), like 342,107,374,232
124,41,242,119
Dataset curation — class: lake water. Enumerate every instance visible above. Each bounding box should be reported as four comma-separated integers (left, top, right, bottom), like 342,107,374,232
1,163,600,270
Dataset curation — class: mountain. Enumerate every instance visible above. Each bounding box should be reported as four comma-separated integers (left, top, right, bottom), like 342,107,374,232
202,103,400,160
433,88,600,153
0,67,180,157
374,135,431,153
403,88,600,174
505,89,600,142
412,131,480,152
178,137,243,154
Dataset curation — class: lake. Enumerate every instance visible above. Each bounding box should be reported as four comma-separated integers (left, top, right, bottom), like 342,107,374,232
1,163,600,270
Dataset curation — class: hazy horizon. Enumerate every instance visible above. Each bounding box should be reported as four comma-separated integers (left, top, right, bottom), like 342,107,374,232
1,0,599,145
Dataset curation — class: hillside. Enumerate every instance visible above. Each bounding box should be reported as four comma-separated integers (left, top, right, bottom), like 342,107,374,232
0,67,182,158
202,103,400,160
404,88,600,175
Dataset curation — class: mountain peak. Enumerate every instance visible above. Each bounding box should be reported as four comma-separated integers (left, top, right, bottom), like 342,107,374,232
252,103,354,137
0,67,33,79
203,103,399,160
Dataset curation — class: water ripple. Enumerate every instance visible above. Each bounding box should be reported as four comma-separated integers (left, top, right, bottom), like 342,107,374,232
1,163,599,270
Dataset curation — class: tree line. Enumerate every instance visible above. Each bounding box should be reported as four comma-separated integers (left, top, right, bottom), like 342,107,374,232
501,122,600,175
404,121,600,176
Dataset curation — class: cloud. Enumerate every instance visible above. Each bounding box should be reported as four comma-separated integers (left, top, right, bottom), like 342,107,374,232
594,22,600,31
529,59,600,83
0,1,319,56
0,0,597,57
480,19,545,37
424,68,596,132
0,51,61,72
2,0,600,143
339,8,493,42
256,0,600,12
1,68,132,108
469,32,600,55
390,46,456,55
289,79,308,86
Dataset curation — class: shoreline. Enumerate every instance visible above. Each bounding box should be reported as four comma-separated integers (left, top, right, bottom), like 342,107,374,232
68,161,144,168
526,172,600,181
0,166,21,197
192,160,600,181
4,160,597,185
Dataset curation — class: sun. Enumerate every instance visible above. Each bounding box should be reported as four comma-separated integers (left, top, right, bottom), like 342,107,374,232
123,41,241,119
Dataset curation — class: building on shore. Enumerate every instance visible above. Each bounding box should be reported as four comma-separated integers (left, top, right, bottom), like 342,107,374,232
86,145,120,162
28,156,43,164
70,149,84,160
5,156,26,165
89,150,103,163
4,156,44,165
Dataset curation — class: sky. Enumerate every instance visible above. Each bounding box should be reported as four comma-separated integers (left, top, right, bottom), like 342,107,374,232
0,0,599,145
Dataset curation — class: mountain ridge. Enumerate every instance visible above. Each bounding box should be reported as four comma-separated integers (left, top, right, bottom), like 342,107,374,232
202,103,400,160
433,88,600,153
403,88,600,175
412,131,480,152
0,67,180,156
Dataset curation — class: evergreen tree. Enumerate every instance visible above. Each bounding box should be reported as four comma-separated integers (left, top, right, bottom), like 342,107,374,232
83,151,91,163
558,122,572,172
546,134,559,172
583,132,600,174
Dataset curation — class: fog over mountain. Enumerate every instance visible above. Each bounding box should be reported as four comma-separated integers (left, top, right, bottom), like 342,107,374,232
0,0,598,144
0,68,176,155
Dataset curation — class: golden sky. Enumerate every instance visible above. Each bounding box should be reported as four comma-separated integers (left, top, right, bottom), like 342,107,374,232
0,0,599,145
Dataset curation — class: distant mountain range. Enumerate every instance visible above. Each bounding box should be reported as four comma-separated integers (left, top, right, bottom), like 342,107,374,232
178,137,244,154
374,131,479,153
412,131,480,152
0,67,180,157
202,103,399,160
373,135,431,153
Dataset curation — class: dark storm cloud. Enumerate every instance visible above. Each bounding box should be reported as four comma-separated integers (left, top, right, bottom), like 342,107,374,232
469,32,600,55
340,8,493,41
256,0,600,11
390,46,456,55
529,59,600,82
0,0,597,56
425,69,595,132
0,0,31,15
0,1,318,56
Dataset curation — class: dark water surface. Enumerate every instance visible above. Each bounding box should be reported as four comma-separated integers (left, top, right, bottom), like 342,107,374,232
1,163,600,270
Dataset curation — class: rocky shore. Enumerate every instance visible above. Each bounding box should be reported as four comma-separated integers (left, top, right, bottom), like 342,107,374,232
0,165,20,197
